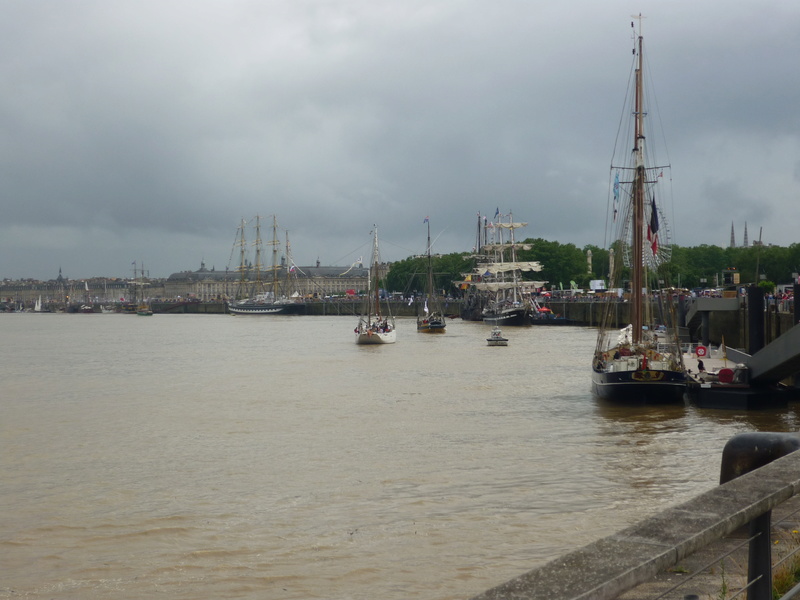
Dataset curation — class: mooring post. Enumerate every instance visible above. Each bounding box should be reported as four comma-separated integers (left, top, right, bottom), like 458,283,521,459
794,283,800,326
720,432,800,600
747,511,772,600
747,284,765,355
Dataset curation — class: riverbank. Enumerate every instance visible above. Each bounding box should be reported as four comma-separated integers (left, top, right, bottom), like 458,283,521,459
12,297,795,352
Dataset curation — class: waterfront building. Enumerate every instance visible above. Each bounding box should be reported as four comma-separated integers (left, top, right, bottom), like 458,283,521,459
0,261,384,308
165,260,375,301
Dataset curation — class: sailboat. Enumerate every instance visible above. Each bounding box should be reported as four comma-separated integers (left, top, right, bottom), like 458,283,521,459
591,17,686,403
126,262,153,315
355,226,396,344
476,212,543,327
416,218,446,333
135,270,153,316
227,215,305,316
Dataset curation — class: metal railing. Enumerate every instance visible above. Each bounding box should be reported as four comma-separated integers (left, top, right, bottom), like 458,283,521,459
470,432,800,600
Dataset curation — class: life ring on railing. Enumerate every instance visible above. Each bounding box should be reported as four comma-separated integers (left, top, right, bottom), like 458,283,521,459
718,368,734,383
696,345,708,357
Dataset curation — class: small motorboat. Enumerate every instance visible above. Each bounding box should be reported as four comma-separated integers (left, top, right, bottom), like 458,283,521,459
486,327,508,346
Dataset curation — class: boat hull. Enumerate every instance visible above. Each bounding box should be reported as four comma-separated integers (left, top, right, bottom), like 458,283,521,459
227,302,305,315
355,330,396,345
417,317,446,333
591,369,687,404
418,326,446,333
482,308,531,327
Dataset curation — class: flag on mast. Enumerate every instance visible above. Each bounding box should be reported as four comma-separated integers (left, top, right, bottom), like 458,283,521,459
647,196,660,255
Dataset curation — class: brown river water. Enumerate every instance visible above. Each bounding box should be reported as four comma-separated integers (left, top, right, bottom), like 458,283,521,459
3,313,800,599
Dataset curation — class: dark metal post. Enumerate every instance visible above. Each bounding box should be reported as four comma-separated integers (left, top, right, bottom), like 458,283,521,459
748,511,772,600
720,432,800,600
701,312,710,347
747,284,765,355
794,283,800,326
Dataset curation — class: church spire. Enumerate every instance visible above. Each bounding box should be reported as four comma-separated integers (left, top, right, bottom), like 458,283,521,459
730,222,736,248
743,222,749,247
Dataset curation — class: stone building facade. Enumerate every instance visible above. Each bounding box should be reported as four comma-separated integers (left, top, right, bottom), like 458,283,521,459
0,262,387,307
163,261,375,301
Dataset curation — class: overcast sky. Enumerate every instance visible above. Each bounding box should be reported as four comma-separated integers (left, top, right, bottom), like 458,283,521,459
1,1,799,280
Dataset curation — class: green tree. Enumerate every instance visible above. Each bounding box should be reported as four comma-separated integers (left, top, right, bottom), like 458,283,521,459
385,252,473,296
385,241,800,295
758,279,775,293
519,238,587,291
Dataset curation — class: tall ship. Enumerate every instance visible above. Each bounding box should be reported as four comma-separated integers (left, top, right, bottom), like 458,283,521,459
355,226,396,344
416,218,446,333
457,212,492,321
459,211,543,326
227,215,305,316
591,17,687,403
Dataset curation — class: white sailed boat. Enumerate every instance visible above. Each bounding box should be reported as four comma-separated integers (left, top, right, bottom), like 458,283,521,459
355,226,396,345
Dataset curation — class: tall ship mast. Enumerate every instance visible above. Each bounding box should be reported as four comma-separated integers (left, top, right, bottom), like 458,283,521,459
226,215,305,316
474,212,543,327
355,226,396,344
416,218,446,333
590,16,686,403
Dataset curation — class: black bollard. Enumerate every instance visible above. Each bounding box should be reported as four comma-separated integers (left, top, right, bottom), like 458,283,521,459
720,432,800,484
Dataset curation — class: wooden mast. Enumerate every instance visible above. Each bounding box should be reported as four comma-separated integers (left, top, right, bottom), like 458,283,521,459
253,215,262,298
426,219,434,304
236,219,247,299
269,215,280,302
372,226,382,319
631,17,645,344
